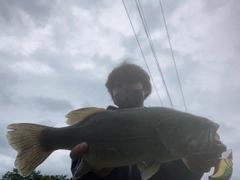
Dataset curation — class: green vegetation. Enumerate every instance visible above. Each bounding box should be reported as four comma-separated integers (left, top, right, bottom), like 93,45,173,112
1,168,70,180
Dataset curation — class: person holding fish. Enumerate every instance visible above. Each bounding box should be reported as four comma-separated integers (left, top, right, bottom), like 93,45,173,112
7,61,231,180
70,61,227,180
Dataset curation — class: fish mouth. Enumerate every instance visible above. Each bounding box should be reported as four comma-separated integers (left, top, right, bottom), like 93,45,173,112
190,122,220,154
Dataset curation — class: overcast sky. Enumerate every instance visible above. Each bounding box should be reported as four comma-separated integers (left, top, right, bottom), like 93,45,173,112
0,0,239,179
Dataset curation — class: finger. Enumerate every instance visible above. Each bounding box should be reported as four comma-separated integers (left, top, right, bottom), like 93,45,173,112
70,142,88,160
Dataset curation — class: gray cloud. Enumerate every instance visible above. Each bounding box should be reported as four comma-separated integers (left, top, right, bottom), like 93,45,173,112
219,122,238,133
202,0,230,13
32,97,74,113
0,122,17,159
0,132,9,150
31,49,74,72
213,60,240,117
70,0,111,10
120,35,139,54
0,64,19,106
1,0,240,179
0,90,13,106
123,0,185,33
0,0,56,24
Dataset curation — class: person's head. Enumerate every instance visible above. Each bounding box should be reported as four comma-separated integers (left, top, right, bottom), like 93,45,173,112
105,61,152,108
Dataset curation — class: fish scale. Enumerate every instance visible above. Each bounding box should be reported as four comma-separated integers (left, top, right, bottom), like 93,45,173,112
83,137,161,167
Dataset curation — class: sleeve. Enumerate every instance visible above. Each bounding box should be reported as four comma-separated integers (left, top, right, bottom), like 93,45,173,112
71,159,80,176
71,159,106,180
149,159,203,180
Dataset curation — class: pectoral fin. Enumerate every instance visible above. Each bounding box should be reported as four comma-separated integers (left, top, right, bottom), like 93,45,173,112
73,160,93,179
138,160,161,180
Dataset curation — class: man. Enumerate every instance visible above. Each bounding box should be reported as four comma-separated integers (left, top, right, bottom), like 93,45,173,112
70,61,226,180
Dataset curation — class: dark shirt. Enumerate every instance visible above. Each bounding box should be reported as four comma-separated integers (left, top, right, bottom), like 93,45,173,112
71,159,203,180
71,106,203,180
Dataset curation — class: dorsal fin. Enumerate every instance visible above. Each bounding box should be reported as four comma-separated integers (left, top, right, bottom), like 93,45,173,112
66,107,107,125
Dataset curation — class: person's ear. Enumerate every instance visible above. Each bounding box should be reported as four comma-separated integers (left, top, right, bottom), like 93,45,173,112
143,88,149,97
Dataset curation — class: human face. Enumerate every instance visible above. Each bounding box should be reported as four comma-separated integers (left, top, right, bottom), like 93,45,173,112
112,81,146,108
112,81,144,97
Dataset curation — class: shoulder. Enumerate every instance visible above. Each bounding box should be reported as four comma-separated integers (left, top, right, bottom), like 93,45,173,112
106,105,119,110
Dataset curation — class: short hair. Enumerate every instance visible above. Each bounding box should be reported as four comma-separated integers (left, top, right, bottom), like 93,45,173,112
105,61,152,99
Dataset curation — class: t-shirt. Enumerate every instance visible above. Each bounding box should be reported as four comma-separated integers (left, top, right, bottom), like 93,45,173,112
71,159,203,180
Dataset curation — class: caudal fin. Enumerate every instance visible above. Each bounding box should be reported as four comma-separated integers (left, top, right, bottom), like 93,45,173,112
7,123,53,177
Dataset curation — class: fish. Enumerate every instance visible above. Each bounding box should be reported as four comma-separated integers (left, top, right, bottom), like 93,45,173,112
7,107,219,180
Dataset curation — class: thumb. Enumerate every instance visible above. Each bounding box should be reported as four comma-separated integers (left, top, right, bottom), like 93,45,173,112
70,142,88,160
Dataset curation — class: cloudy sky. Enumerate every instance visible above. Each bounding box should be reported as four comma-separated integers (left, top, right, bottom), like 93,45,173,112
0,0,239,179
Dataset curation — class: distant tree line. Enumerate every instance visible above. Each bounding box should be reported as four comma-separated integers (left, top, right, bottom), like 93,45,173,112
1,168,71,180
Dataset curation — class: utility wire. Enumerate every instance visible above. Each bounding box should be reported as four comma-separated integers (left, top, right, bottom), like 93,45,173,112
136,0,174,108
122,0,163,106
158,0,188,112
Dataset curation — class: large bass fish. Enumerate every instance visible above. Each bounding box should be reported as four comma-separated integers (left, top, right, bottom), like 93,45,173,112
7,107,219,180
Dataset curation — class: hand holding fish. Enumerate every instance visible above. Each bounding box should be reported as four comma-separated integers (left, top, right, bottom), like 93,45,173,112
70,142,88,159
70,142,113,177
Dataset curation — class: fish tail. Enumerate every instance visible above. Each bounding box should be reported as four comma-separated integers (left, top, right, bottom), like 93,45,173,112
7,123,53,177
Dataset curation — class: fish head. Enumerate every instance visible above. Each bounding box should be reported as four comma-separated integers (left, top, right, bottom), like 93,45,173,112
156,114,219,158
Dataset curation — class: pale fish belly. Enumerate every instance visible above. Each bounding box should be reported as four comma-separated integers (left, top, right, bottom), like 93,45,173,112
82,136,162,168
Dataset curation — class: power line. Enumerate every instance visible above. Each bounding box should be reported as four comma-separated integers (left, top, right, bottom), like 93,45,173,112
135,0,174,108
158,0,188,112
121,0,163,106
